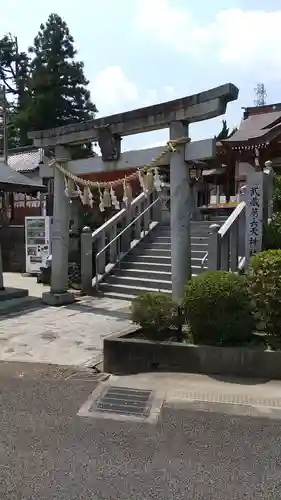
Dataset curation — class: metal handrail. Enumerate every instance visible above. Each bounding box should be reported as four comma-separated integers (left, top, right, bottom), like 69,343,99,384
218,201,246,238
238,256,246,272
201,251,208,268
95,196,161,290
91,190,152,242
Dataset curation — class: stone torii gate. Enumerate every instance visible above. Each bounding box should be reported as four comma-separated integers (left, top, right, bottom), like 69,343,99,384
29,83,239,305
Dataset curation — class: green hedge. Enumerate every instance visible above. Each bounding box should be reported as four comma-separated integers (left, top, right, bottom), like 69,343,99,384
131,292,183,340
264,213,281,250
273,175,281,212
184,271,254,345
247,250,281,337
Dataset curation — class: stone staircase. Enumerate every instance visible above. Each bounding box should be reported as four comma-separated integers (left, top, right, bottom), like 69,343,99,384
98,217,227,299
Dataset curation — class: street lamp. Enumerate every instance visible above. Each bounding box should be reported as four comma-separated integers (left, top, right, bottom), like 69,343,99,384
190,164,203,181
0,85,6,291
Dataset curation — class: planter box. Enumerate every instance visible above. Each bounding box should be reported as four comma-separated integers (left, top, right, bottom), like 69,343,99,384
104,330,281,379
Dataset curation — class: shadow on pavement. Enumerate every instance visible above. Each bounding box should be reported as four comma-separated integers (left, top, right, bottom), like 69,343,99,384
65,300,131,321
209,374,270,385
0,297,49,319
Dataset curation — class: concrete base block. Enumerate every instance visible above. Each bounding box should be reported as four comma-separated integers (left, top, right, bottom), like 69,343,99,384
104,329,281,379
42,291,75,306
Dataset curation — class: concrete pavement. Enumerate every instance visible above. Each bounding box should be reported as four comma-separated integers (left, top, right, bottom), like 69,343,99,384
107,371,281,420
0,363,281,499
3,272,51,298
1,273,132,367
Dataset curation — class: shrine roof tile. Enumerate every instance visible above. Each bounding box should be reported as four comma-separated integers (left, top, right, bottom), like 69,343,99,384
225,110,281,144
7,149,44,172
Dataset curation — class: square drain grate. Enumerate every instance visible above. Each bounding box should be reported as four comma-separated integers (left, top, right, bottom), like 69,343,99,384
90,386,153,418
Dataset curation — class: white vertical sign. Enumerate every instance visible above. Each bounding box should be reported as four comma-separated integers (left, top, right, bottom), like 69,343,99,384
245,172,263,263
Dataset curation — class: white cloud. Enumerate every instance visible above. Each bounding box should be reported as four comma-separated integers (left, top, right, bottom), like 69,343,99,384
135,0,203,56
135,1,281,78
90,66,139,114
91,65,177,115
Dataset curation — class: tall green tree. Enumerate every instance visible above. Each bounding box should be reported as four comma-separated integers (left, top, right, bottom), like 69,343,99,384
25,13,97,134
0,33,30,146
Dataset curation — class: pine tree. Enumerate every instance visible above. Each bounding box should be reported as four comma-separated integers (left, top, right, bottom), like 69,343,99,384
25,13,97,133
216,119,238,141
0,33,30,146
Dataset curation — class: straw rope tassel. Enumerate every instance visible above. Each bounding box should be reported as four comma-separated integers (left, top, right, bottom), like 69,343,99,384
110,184,120,210
98,184,105,212
50,136,190,193
88,187,94,208
103,188,111,208
75,183,84,204
82,186,89,205
126,182,133,204
137,169,145,191
146,170,154,191
64,176,69,197
153,167,162,192
122,178,128,206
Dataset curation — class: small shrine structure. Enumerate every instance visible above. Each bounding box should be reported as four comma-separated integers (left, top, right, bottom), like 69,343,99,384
0,159,46,306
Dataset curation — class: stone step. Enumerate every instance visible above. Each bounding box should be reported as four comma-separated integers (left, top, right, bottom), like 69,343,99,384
131,254,171,264
106,275,173,291
137,248,172,257
93,216,228,297
99,266,208,297
147,242,208,252
99,282,173,296
135,247,207,260
190,243,209,252
190,237,209,244
155,230,212,239
155,220,226,234
121,261,172,273
117,268,172,281
96,290,136,301
114,264,208,281
143,241,208,254
157,224,214,231
150,235,209,243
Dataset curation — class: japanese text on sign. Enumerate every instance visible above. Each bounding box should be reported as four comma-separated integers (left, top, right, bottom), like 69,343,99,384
248,184,262,257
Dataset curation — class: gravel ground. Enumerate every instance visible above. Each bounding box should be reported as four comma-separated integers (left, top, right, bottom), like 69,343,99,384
0,366,281,499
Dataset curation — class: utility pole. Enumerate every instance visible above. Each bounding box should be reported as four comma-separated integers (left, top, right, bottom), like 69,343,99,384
0,86,6,290
0,85,8,163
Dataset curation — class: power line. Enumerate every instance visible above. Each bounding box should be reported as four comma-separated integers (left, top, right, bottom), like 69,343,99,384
254,83,267,107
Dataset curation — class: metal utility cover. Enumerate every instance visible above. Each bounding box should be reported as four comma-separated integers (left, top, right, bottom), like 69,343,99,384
78,383,164,424
93,386,152,417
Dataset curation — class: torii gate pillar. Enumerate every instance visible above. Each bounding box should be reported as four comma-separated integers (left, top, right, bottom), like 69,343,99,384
42,145,75,306
170,121,191,303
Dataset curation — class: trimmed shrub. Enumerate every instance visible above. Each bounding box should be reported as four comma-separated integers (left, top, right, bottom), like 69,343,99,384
264,213,281,250
247,250,281,337
184,271,254,345
131,292,183,339
273,175,281,213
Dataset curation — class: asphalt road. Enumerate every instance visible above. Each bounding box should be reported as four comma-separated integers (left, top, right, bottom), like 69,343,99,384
0,369,281,499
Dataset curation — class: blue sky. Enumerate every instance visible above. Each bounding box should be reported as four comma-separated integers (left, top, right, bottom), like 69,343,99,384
2,0,281,151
